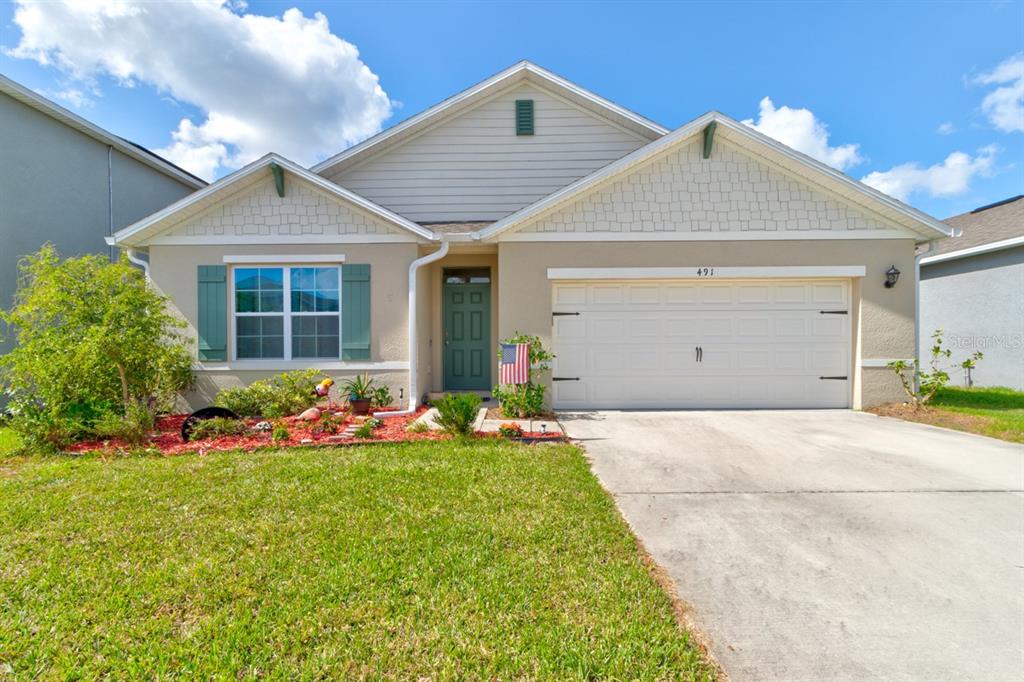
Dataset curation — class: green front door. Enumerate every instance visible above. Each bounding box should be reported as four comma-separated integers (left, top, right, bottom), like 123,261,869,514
443,279,491,390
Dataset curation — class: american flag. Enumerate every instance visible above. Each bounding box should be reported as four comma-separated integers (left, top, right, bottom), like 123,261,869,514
499,343,530,385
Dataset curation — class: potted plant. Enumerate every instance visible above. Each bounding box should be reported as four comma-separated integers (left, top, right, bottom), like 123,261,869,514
342,374,375,415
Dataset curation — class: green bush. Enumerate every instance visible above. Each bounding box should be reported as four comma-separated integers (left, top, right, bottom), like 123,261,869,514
188,417,247,442
433,393,482,436
371,385,393,408
272,423,290,442
405,419,430,434
492,333,553,418
0,245,192,448
215,369,322,418
353,417,382,439
312,411,343,436
92,400,157,445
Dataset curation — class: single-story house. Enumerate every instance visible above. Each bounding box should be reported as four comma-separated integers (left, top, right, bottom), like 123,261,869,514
0,73,205,355
108,61,953,411
920,196,1023,391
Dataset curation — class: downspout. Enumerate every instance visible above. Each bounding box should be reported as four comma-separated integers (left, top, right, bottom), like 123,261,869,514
108,145,115,262
125,247,150,280
376,238,450,418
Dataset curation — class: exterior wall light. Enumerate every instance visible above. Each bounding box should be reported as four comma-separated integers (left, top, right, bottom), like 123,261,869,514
884,265,901,288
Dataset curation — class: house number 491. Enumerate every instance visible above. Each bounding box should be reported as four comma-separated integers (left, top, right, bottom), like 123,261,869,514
696,267,714,277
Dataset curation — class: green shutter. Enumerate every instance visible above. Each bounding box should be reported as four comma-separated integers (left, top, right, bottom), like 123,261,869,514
197,265,227,361
515,99,534,135
342,264,371,360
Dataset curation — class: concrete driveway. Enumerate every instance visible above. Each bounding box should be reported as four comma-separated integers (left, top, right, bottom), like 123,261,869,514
559,410,1024,681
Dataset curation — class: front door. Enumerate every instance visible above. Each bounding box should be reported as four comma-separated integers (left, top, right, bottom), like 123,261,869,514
443,269,491,390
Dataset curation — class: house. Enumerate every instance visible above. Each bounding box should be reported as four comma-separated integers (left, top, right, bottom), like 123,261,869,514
107,61,953,411
920,196,1024,391
0,74,205,355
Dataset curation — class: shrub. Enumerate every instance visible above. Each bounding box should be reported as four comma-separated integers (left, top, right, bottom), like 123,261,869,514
353,417,381,439
405,419,429,434
492,333,554,418
0,245,192,448
215,369,322,418
498,422,524,438
187,417,247,442
312,411,343,436
433,393,482,436
271,423,290,442
342,374,375,401
371,385,393,409
888,329,984,410
92,400,157,445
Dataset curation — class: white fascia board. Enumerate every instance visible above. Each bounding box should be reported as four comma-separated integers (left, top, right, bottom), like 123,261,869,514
223,254,346,264
195,360,410,372
109,154,437,247
500,230,912,242
310,61,668,175
919,235,1024,265
480,111,951,243
148,233,417,246
0,73,205,190
546,266,867,280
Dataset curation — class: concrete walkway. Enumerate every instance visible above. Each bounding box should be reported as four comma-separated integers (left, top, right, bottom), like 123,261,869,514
560,410,1024,681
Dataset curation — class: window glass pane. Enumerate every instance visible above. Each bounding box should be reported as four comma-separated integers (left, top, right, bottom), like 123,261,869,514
317,336,339,358
291,268,315,291
293,317,316,335
317,316,339,335
316,268,339,289
235,291,258,313
260,291,283,313
292,336,317,359
236,315,284,359
237,336,260,359
259,269,283,289
236,317,261,335
261,316,283,335
235,268,260,290
262,336,284,358
291,291,315,313
315,290,339,312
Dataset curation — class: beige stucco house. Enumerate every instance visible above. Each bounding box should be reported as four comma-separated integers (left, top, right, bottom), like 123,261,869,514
108,61,952,411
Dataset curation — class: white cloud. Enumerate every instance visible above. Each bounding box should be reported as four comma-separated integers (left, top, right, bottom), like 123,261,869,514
972,53,1024,133
7,0,393,180
742,97,863,171
46,86,93,108
860,145,998,202
936,122,955,135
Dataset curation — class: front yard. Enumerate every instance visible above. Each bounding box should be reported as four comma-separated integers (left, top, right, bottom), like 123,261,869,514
0,440,713,680
870,386,1024,443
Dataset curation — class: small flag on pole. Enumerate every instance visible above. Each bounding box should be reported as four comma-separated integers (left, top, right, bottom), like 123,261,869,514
499,343,530,385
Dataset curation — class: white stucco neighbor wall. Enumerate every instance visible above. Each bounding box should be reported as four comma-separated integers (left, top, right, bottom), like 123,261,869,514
518,138,898,235
920,247,1024,391
164,178,396,239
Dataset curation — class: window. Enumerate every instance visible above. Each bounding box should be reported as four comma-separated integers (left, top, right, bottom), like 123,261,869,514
233,265,341,360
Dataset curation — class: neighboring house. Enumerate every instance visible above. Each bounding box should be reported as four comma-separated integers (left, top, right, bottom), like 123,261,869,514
108,61,953,411
920,196,1024,391
0,73,205,354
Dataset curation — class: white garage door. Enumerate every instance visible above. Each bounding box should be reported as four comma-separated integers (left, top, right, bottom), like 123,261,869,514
551,279,852,409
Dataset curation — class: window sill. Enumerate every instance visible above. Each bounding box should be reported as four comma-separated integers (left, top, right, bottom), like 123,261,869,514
193,360,410,372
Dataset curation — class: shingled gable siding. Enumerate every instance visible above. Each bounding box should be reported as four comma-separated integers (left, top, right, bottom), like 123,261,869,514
324,84,650,223
162,178,402,240
517,138,899,235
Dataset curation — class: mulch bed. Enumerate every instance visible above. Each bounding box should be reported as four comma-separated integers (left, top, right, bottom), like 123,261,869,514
61,405,563,456
484,407,559,421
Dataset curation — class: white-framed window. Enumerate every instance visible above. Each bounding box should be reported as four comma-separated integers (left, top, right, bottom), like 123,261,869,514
231,265,341,360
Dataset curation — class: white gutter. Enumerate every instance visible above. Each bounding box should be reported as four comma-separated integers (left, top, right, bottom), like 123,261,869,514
920,233,1023,265
376,239,450,418
125,248,151,280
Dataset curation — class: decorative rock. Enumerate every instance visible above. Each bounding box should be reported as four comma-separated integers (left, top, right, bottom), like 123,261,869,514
298,407,321,421
300,438,313,444
254,421,272,432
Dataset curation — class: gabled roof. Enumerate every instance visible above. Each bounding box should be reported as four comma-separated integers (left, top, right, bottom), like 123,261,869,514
478,112,953,243
931,195,1023,256
0,72,206,190
108,154,435,248
310,60,668,177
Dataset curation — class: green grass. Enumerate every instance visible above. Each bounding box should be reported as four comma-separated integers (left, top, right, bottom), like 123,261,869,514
0,441,713,680
930,386,1024,443
0,428,21,457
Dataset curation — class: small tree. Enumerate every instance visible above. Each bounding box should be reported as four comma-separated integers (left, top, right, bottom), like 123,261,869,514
0,245,193,446
492,333,555,418
888,329,983,410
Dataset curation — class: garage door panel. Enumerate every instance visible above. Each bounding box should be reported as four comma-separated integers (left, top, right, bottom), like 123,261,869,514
552,278,852,409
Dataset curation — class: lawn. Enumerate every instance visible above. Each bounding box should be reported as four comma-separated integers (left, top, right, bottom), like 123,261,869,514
0,440,714,680
871,386,1024,443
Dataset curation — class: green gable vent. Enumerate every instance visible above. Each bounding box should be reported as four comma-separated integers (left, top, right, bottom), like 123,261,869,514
515,99,534,136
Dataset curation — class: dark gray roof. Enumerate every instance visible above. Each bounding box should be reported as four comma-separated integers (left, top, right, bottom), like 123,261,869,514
936,195,1024,255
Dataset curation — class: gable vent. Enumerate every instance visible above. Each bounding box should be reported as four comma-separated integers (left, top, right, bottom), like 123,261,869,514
515,99,534,136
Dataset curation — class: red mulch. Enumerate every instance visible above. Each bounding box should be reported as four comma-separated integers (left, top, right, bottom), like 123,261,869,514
61,405,563,456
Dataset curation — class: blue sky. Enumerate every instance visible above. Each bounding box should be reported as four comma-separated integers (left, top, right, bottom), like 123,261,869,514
2,0,1021,218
